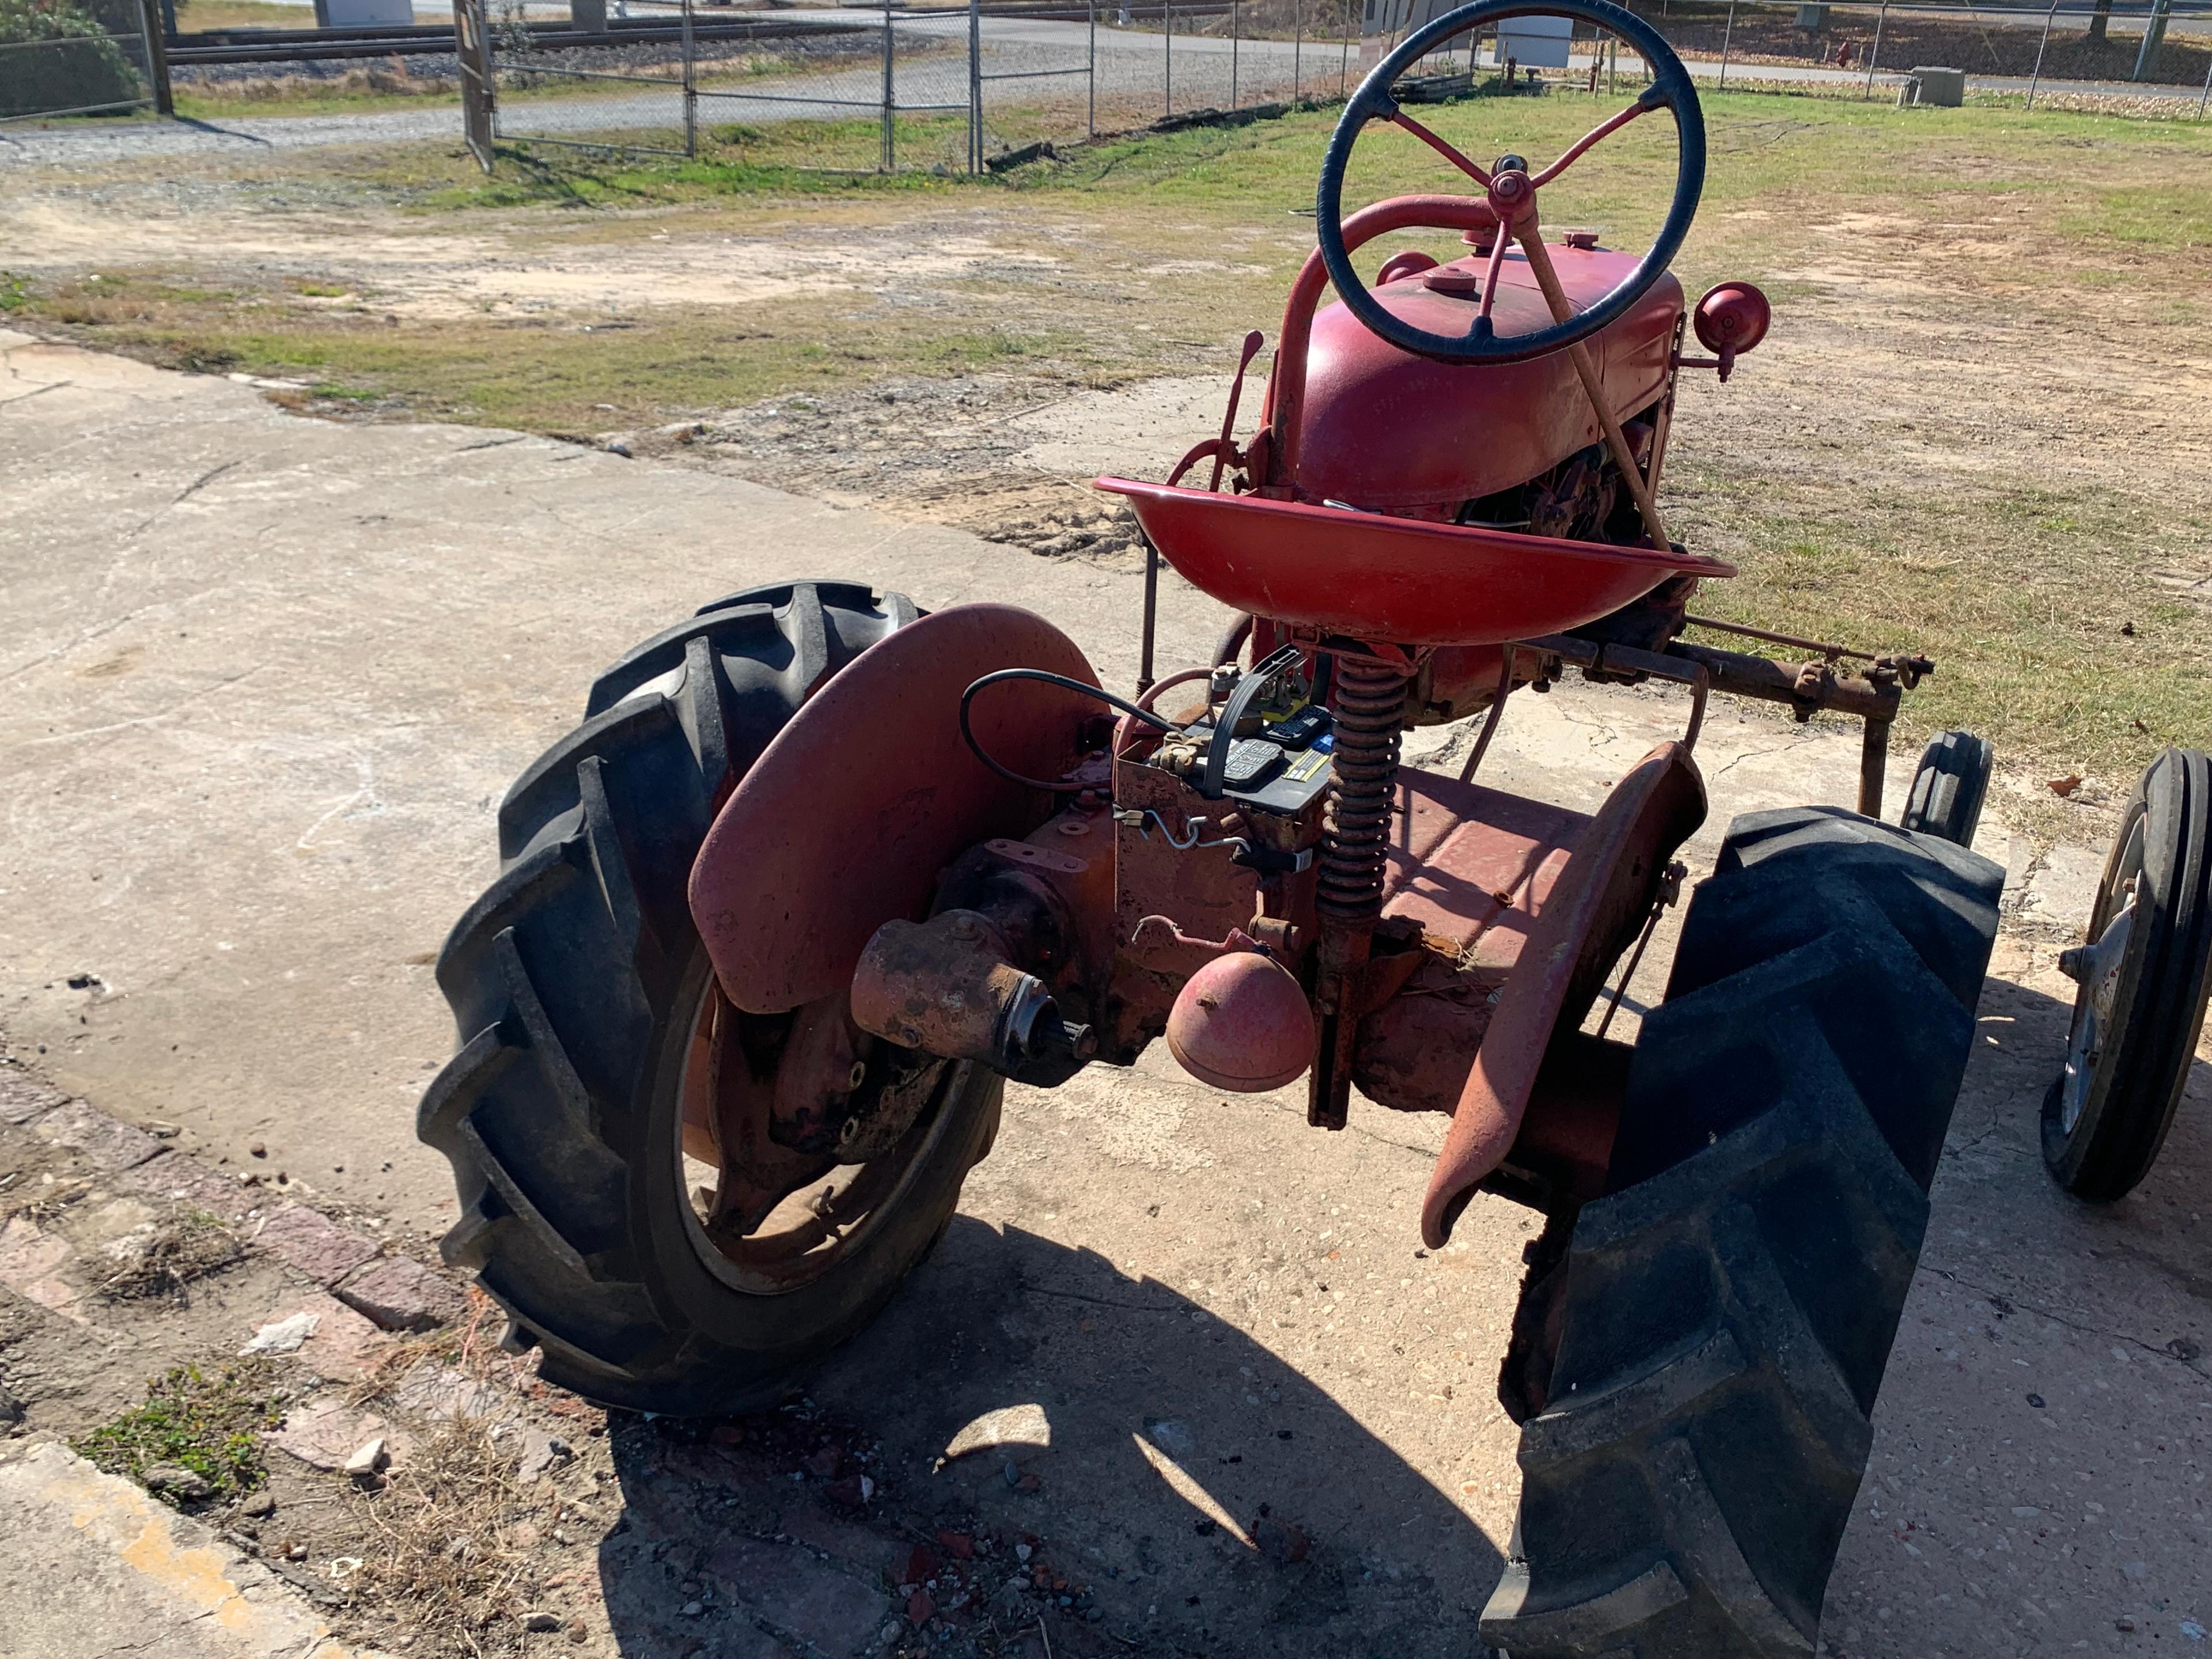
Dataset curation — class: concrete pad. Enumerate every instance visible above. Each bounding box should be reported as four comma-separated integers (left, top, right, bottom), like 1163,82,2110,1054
0,1440,394,1659
2022,840,2110,931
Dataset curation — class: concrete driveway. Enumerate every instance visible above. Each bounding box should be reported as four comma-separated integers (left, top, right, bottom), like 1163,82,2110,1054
1,328,2207,1656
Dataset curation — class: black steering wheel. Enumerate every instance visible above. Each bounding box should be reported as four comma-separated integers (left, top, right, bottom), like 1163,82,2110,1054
1317,0,1705,365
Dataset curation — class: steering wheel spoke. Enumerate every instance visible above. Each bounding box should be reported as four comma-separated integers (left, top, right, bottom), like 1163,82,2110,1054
1387,109,1492,189
1530,98,1654,188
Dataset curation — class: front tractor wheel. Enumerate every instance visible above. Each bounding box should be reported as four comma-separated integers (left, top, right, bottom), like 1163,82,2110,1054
419,581,1002,1416
1484,808,2002,1658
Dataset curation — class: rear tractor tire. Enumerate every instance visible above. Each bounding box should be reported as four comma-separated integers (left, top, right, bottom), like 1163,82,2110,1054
1484,807,2002,1658
418,580,1004,1416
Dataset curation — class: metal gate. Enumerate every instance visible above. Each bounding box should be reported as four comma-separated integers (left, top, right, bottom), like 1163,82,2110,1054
1,0,168,123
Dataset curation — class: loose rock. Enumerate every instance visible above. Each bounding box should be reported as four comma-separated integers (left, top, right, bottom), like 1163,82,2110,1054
342,1437,389,1479
141,1464,215,1502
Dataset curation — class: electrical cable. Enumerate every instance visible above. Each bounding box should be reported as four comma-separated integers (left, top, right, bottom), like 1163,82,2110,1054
959,668,1179,794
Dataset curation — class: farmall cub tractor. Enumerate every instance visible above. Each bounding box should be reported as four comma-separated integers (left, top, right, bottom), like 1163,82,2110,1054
419,6,2029,1653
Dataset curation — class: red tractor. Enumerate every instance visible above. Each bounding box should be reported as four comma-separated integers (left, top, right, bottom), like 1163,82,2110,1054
419,6,2014,1653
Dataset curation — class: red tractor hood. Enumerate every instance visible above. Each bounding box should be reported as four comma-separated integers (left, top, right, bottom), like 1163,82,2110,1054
1279,241,1681,514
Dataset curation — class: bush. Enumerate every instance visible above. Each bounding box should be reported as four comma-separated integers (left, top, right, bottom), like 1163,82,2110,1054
0,0,147,118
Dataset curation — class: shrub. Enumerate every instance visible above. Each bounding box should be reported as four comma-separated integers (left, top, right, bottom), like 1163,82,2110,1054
0,0,147,118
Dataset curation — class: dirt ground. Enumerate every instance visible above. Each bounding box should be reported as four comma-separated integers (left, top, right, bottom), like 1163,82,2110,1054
3,92,2208,774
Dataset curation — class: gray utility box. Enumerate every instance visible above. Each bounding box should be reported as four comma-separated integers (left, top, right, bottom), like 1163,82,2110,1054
1796,4,1830,28
1901,65,1967,105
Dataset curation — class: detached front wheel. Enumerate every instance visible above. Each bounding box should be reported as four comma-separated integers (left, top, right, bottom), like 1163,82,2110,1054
2042,747,2212,1203
419,581,1002,1416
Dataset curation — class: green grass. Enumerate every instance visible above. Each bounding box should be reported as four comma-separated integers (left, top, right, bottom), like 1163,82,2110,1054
74,1363,281,1506
14,88,2211,771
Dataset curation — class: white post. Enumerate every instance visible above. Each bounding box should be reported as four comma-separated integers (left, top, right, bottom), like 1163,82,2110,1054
1717,0,1736,89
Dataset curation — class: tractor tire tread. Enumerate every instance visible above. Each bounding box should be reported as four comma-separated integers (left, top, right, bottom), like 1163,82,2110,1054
1900,729,1994,849
420,582,949,1411
1482,808,1999,1659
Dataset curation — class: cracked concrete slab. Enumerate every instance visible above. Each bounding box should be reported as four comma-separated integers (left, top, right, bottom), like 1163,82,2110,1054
0,1440,393,1659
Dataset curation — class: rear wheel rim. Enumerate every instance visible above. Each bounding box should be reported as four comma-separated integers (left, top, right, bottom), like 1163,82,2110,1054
670,968,953,1297
2059,810,2146,1138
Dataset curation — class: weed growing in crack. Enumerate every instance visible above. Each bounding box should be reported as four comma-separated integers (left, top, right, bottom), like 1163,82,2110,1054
351,1417,541,1653
73,1361,281,1506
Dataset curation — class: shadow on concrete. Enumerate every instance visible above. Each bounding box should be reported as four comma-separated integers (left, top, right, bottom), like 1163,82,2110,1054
592,1217,1504,1659
584,967,2212,1659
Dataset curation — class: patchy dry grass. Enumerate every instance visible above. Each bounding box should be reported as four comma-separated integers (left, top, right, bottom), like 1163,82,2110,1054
349,1418,541,1653
7,90,2208,771
94,1207,241,1304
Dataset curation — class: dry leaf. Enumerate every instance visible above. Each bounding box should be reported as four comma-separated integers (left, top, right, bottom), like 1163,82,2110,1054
2048,775,2082,798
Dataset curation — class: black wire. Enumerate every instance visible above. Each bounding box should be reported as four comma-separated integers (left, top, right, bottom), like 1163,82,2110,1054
959,668,1179,794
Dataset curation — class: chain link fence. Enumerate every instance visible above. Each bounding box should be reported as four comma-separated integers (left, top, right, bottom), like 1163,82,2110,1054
460,0,2209,169
2,0,167,122
1610,0,2212,107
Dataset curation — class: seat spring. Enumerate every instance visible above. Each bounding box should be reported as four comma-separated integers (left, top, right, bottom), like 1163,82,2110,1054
1316,654,1409,923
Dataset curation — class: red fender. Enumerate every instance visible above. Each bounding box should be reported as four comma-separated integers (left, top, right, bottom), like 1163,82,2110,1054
1420,741,1707,1247
690,604,1100,1016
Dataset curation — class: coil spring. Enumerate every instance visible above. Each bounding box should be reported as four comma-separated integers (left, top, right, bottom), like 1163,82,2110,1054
1315,654,1410,923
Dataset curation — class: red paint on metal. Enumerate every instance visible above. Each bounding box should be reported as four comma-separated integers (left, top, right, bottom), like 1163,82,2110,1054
1166,950,1316,1092
691,604,1099,1016
1694,281,1771,359
1420,743,1707,1247
1379,767,1590,964
1093,479,1730,648
1346,768,1592,1116
1256,196,1684,508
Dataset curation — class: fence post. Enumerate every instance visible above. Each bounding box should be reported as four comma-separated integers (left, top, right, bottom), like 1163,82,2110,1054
1088,0,1097,135
1340,6,1350,96
1230,0,1240,107
968,0,982,173
2133,0,2172,79
1164,1,1172,118
881,0,895,169
1862,0,1887,95
1717,0,1735,88
454,0,496,173
1607,32,1616,93
2199,43,2211,115
2025,0,2058,107
680,0,696,157
1293,0,1302,101
138,0,173,115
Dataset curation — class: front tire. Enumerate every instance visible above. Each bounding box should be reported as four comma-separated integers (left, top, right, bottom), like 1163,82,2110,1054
418,580,1002,1416
2041,747,2212,1202
1483,807,2001,1658
1899,729,1993,849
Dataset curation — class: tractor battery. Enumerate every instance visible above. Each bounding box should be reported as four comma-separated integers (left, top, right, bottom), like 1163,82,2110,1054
1164,709,1334,819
